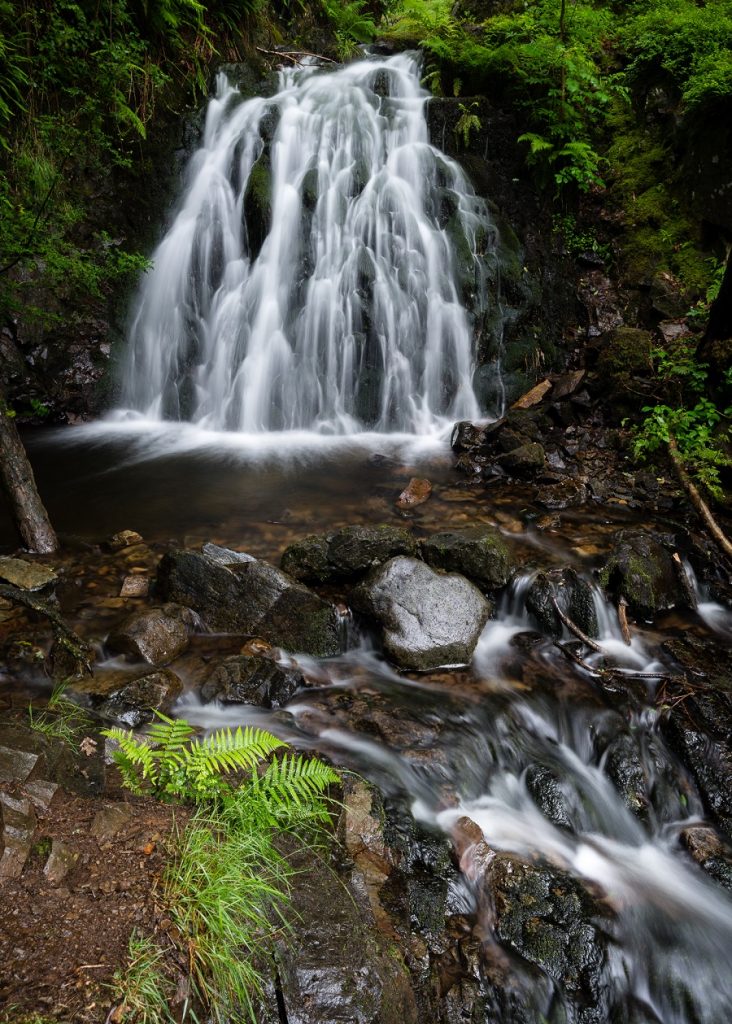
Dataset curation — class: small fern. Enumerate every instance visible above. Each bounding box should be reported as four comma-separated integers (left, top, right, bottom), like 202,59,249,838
103,713,338,808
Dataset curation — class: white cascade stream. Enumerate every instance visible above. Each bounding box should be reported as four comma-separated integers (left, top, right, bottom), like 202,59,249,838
120,52,498,434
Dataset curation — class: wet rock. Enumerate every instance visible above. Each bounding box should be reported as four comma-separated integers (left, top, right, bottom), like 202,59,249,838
680,826,732,891
200,654,303,708
280,534,331,583
268,840,418,1024
200,542,255,566
44,838,79,885
282,525,416,584
353,557,491,670
497,441,546,477
525,568,599,639
536,478,588,510
156,546,342,656
75,667,182,727
0,556,57,591
419,527,514,592
451,420,489,452
599,530,681,618
105,529,143,551
525,765,574,829
0,792,36,880
119,575,149,598
107,606,190,666
483,853,613,1024
395,477,432,510
511,379,552,409
551,370,586,401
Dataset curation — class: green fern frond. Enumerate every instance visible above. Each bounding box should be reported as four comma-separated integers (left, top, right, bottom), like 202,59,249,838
256,755,340,817
103,727,160,792
183,725,286,777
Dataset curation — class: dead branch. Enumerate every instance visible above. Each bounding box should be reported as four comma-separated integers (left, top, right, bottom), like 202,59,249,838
256,46,337,66
617,597,632,645
551,596,604,652
672,551,698,609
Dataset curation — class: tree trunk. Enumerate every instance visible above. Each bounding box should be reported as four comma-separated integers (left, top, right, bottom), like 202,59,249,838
0,401,58,553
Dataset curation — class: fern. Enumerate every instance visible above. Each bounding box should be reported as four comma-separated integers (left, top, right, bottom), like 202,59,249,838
102,714,337,808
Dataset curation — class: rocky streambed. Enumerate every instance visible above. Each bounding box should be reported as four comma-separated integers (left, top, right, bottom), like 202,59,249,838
1,382,732,1023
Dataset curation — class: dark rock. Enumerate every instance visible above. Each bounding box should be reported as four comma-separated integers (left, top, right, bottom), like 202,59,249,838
353,556,491,670
200,654,303,708
680,826,732,892
599,530,682,618
328,524,417,576
107,606,190,666
536,478,588,510
525,568,599,639
74,667,182,727
105,529,144,551
280,534,331,583
483,853,613,1024
156,546,342,656
525,765,574,828
44,838,79,886
650,271,688,320
497,441,546,477
451,420,489,452
0,792,36,880
419,527,514,592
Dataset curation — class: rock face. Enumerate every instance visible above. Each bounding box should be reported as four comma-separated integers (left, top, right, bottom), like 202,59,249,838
156,546,342,656
354,556,491,670
599,530,682,618
281,524,417,584
0,557,57,592
200,655,304,708
107,606,190,666
419,527,514,592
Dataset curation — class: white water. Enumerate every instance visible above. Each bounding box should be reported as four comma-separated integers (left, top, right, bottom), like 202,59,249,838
121,53,497,435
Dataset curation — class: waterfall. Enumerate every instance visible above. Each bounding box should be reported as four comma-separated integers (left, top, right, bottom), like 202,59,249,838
121,52,498,435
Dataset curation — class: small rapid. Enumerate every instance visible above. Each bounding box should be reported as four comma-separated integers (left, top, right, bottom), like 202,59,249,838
121,53,499,434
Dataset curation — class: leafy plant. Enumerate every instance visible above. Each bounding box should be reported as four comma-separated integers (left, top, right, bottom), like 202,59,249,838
110,931,176,1024
27,682,93,752
455,101,481,148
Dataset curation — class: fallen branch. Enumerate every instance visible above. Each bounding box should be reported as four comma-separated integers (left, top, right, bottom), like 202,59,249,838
667,436,732,562
617,597,632,646
551,596,603,652
256,46,337,66
0,583,92,677
555,642,600,675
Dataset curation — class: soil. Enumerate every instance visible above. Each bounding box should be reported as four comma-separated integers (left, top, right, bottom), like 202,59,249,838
0,769,189,1024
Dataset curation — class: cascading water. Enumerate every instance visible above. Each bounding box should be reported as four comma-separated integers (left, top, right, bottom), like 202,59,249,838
121,53,499,434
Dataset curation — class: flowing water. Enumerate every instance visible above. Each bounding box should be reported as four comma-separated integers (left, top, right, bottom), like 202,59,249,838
120,52,498,433
3,49,732,1024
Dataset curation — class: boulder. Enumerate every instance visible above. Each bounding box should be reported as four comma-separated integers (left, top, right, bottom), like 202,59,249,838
107,606,190,666
497,441,546,476
395,477,432,510
156,546,342,657
353,556,491,670
599,530,682,618
281,525,416,584
419,527,514,592
74,667,182,727
200,654,304,708
482,853,613,1024
525,568,599,639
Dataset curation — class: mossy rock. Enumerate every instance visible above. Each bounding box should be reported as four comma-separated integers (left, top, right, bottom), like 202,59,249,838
281,525,416,584
243,157,272,258
281,534,331,584
420,526,514,592
599,530,682,618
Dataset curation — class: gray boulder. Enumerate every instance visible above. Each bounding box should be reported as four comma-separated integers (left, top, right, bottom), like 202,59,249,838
73,667,182,727
200,655,304,708
353,556,491,670
157,546,342,657
420,526,513,591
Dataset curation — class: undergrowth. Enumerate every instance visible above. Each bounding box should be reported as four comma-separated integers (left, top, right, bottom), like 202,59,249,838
27,681,93,752
106,713,340,1022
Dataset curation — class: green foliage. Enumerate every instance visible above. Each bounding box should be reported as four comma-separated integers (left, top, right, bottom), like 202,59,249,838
321,0,376,57
553,213,611,262
110,931,176,1024
106,714,340,1021
27,681,94,752
632,341,732,499
455,101,481,148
